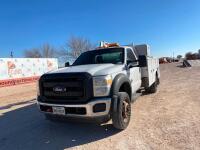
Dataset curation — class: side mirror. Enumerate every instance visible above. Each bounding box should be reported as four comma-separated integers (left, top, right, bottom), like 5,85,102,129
127,60,138,68
65,62,70,67
138,55,147,67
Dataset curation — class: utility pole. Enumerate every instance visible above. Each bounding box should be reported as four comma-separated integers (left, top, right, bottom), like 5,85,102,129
10,51,13,58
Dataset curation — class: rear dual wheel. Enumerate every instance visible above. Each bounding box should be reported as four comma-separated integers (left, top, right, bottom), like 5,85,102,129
146,75,159,93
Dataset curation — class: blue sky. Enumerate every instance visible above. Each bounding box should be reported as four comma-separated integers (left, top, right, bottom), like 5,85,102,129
0,0,200,58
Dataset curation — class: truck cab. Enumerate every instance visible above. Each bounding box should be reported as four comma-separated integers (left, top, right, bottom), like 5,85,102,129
37,42,160,130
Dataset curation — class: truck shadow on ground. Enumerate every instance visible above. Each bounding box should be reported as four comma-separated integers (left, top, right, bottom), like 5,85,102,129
176,64,185,68
0,99,35,110
0,103,119,150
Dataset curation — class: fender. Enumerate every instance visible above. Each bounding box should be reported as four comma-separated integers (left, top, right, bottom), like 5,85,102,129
110,73,132,114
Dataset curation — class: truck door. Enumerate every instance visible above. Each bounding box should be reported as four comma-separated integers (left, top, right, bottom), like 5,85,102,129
126,48,142,93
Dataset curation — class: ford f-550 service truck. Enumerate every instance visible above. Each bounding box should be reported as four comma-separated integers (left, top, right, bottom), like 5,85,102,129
37,42,160,130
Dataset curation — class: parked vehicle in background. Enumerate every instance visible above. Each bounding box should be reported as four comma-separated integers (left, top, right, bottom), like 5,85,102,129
37,42,160,130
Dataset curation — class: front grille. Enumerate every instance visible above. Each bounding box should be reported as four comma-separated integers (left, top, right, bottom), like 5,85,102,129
43,79,85,99
39,73,93,104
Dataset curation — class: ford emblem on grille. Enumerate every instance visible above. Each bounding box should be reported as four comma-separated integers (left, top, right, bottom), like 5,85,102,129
53,86,67,93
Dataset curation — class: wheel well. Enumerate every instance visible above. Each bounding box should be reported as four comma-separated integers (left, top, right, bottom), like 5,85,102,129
155,71,158,80
119,82,132,99
155,71,160,84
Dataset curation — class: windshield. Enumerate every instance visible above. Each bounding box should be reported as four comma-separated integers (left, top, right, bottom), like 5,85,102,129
72,48,124,66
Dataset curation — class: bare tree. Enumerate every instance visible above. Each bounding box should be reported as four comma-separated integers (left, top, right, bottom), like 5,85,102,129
62,36,96,59
41,44,57,58
185,52,199,60
24,48,42,58
198,49,200,59
24,44,58,58
177,55,182,59
193,53,199,60
185,52,193,60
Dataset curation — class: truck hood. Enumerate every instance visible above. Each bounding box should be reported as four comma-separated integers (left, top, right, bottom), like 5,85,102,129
48,64,125,76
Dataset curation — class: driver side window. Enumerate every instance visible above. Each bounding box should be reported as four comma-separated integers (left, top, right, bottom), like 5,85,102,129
127,48,137,62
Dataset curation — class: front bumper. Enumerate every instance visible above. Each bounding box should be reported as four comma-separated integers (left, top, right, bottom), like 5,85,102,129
37,97,111,118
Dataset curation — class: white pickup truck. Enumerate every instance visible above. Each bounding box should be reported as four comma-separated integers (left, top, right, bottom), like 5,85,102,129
37,42,160,130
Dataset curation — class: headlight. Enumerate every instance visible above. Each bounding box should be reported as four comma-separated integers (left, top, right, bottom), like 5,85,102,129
93,75,112,97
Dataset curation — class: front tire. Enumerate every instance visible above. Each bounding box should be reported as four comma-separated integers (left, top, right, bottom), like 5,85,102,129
112,92,131,130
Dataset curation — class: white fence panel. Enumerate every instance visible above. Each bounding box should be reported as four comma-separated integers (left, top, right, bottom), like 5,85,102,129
0,58,58,80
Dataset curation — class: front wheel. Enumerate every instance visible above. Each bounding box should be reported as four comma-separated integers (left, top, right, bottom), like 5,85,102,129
112,92,131,130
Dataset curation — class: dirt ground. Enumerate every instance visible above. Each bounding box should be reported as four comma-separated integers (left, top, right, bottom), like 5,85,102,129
0,83,36,106
0,62,200,150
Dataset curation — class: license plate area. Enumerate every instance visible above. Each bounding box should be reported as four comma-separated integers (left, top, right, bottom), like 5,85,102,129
52,106,65,115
